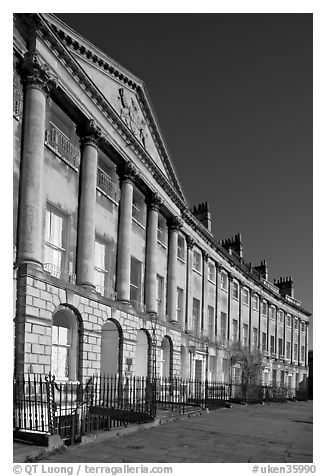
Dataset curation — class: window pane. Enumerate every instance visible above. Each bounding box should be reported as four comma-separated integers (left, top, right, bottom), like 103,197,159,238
45,209,51,242
52,325,59,345
177,235,185,259
58,326,69,345
51,346,58,375
57,347,69,379
52,248,63,268
95,241,106,269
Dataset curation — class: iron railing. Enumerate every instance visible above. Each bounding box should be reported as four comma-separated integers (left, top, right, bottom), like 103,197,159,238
14,374,307,445
97,169,120,202
45,123,80,169
44,263,76,284
95,286,117,300
14,374,156,445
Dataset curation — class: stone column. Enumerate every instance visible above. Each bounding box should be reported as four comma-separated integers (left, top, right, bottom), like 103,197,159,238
18,51,57,268
76,119,101,288
275,306,278,358
290,315,294,364
116,162,138,302
238,283,242,342
298,318,301,364
185,236,195,331
201,251,209,336
258,296,262,349
167,216,182,322
283,313,287,360
248,289,252,347
215,263,222,339
305,325,308,367
145,192,162,314
227,272,234,341
266,301,270,354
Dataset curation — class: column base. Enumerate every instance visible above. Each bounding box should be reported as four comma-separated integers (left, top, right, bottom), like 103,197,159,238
117,298,131,306
17,258,43,271
76,282,96,291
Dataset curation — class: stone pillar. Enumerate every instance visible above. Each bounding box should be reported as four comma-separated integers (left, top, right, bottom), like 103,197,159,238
167,216,182,322
185,236,195,331
298,318,301,364
18,51,57,268
215,263,222,338
238,283,242,342
76,119,101,288
290,315,294,364
283,313,287,360
201,251,209,335
248,289,252,347
116,162,138,302
145,192,162,314
274,306,278,358
227,272,234,341
258,296,262,349
266,301,270,354
305,325,308,367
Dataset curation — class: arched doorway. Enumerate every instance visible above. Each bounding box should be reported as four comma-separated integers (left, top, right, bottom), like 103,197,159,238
160,336,173,378
101,320,122,376
51,306,80,381
135,329,149,377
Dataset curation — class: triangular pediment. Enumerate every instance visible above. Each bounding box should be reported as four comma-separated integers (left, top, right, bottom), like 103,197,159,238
43,14,186,202
73,56,169,177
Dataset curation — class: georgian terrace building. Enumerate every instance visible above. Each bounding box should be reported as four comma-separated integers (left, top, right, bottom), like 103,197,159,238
13,13,311,392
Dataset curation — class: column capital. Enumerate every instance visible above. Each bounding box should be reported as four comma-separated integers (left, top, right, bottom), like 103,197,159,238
78,119,102,148
228,272,234,281
168,215,183,231
215,262,222,272
117,161,139,183
21,50,57,93
202,250,209,262
186,235,195,249
146,191,163,212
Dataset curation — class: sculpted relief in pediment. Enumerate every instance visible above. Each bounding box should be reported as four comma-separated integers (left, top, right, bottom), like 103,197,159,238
118,88,148,148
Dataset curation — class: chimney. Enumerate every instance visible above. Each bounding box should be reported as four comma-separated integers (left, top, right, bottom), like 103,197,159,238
192,201,212,232
253,260,268,280
274,276,294,298
220,233,243,258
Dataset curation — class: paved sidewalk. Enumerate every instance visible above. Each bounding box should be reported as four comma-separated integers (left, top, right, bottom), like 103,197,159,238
36,401,312,463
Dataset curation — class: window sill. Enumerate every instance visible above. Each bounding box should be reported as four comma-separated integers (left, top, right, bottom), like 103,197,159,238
96,186,119,206
177,257,186,264
157,240,167,250
192,268,202,276
221,286,228,292
132,217,146,230
207,278,216,285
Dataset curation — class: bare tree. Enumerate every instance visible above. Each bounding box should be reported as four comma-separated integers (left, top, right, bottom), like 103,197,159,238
229,342,264,402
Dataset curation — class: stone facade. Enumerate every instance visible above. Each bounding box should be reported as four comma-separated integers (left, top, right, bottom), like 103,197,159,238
13,14,310,393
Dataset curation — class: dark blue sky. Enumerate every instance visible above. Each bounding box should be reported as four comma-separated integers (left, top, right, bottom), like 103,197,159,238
56,13,312,341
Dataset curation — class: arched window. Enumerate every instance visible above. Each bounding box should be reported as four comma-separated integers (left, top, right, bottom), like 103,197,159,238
51,308,78,381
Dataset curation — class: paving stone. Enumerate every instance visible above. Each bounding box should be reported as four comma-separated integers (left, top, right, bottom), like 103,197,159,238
30,401,313,463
